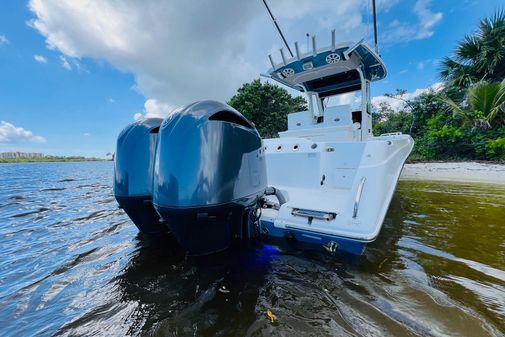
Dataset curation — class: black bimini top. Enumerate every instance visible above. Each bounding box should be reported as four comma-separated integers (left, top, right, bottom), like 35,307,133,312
267,41,387,97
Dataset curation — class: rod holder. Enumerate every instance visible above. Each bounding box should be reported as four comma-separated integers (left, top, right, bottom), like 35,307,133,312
331,29,336,51
312,35,317,56
268,54,276,69
294,41,301,60
280,48,287,65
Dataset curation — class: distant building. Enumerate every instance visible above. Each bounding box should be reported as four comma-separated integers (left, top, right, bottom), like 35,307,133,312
0,152,45,159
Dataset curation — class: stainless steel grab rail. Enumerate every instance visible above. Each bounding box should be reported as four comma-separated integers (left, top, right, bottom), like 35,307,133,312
352,177,366,218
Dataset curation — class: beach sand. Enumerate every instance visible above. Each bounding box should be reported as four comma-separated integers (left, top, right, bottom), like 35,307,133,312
400,162,505,185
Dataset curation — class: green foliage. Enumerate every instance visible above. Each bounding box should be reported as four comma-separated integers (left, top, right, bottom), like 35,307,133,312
486,137,505,160
442,80,505,130
372,106,412,135
440,10,505,88
373,81,505,162
227,79,307,138
426,115,462,143
411,111,467,160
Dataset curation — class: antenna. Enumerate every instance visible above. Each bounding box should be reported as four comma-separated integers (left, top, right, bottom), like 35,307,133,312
372,0,379,53
261,0,294,57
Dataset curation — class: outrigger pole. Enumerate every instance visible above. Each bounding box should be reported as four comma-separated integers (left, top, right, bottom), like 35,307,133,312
372,0,379,54
261,0,294,57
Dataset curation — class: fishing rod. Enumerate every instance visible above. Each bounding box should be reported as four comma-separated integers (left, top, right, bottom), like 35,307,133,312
261,0,294,57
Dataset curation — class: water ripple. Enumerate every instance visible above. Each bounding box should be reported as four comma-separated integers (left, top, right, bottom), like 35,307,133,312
0,163,504,336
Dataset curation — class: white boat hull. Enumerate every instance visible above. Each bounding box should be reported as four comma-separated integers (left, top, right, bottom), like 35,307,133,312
259,133,414,255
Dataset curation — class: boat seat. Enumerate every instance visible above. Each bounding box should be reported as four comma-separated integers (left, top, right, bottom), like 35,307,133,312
280,105,360,141
279,123,360,141
286,105,354,129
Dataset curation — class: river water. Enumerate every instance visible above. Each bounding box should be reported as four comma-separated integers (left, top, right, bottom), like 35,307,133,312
0,161,504,336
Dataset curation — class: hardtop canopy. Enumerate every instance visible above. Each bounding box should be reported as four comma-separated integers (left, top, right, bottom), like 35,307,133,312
267,38,387,98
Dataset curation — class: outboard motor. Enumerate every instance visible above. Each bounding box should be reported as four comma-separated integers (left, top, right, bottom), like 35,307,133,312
153,101,267,255
114,118,166,235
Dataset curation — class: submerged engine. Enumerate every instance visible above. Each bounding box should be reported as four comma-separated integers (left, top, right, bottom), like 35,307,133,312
114,100,267,255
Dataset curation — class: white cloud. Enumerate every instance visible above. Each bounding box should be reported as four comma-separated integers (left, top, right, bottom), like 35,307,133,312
382,0,442,43
414,0,443,38
28,0,262,108
144,99,174,118
414,59,438,71
133,112,143,121
133,99,174,120
108,97,115,103
83,132,90,136
59,55,71,70
28,0,407,112
0,35,9,45
372,82,444,111
0,121,46,144
34,54,47,63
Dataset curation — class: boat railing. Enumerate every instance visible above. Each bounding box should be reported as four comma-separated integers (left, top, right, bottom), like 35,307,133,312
379,132,403,137
352,177,366,218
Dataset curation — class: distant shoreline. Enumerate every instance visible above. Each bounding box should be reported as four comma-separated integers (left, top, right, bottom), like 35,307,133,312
401,162,505,185
0,157,108,164
3,159,505,185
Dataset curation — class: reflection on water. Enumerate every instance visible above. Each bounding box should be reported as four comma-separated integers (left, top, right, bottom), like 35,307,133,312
0,162,504,336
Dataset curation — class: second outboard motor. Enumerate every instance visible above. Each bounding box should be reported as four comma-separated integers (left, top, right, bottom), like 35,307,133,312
153,101,267,255
114,118,166,235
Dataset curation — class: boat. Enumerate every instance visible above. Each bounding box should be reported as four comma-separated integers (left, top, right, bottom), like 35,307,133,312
258,33,413,255
113,1,413,256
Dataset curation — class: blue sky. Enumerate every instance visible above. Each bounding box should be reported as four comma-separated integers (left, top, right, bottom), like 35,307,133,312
0,0,502,157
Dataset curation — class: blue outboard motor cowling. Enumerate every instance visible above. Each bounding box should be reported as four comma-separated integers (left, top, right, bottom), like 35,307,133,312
114,117,166,235
153,101,267,255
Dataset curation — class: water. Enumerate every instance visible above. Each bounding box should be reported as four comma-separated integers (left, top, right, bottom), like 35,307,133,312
0,161,504,337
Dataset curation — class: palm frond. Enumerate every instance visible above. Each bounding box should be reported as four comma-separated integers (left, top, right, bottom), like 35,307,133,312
488,79,505,123
439,57,480,87
468,81,500,116
439,95,466,118
455,35,481,63
443,10,505,89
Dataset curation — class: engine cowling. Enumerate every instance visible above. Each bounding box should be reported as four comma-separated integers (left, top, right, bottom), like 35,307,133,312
153,100,267,255
113,117,166,235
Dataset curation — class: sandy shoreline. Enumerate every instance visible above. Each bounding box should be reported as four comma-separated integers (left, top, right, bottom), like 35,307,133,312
400,162,505,185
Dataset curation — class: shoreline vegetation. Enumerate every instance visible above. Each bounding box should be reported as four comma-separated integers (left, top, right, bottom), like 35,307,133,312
0,156,106,163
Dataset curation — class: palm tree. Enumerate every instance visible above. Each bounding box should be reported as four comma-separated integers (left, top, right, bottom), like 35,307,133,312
442,79,505,129
440,10,505,88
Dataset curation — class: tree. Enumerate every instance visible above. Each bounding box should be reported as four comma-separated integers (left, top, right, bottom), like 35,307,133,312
227,79,307,138
372,101,413,136
442,80,505,129
440,10,505,88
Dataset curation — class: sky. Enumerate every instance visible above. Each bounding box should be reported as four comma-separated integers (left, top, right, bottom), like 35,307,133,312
0,0,502,157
